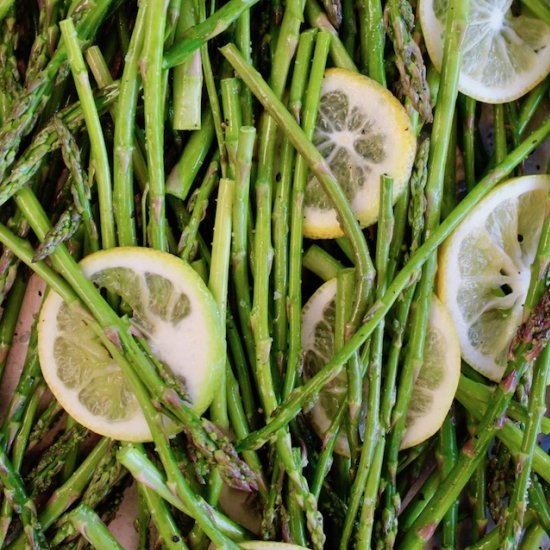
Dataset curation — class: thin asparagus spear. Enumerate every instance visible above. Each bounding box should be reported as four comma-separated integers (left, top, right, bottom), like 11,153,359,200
302,245,344,281
385,0,432,122
0,382,44,546
359,0,385,85
26,423,88,496
340,176,393,549
1,325,41,450
52,116,99,253
172,0,202,131
25,0,62,85
27,401,64,453
166,112,215,200
528,476,550,534
230,128,257,409
460,94,477,191
272,29,315,382
285,30,332,400
141,0,168,250
197,0,228,178
515,78,550,139
177,155,219,261
138,485,188,550
113,0,146,246
0,275,26,375
305,0,358,71
59,19,117,251
65,505,125,550
135,482,151,550
383,1,467,541
437,407,458,549
500,343,550,546
235,4,254,126
380,137,429,442
221,78,243,178
0,441,47,550
208,176,234,427
164,0,263,68
0,6,21,123
353,176,395,548
32,206,81,262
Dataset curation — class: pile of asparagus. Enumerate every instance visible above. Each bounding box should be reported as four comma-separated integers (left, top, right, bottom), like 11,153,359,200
0,0,548,548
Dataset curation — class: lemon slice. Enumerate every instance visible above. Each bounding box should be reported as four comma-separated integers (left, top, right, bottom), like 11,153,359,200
419,0,550,103
401,294,461,449
37,247,225,441
304,68,416,239
438,175,550,382
301,280,460,452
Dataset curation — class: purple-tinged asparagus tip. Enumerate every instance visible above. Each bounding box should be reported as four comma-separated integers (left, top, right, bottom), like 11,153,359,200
104,326,122,350
417,521,437,541
462,439,475,458
500,370,518,394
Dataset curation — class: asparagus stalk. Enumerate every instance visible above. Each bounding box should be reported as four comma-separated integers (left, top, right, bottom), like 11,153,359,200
0,276,26,375
66,505,125,550
164,0,263,68
0,442,48,550
141,0,168,250
52,116,99,253
384,0,432,122
349,176,394,548
500,342,550,547
113,0,146,247
0,382,44,546
26,423,89,496
138,485,188,550
172,0,202,131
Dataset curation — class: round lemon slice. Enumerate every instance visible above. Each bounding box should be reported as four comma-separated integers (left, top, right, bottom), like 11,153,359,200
438,175,550,382
38,247,225,441
301,280,460,452
419,0,550,103
304,68,416,239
